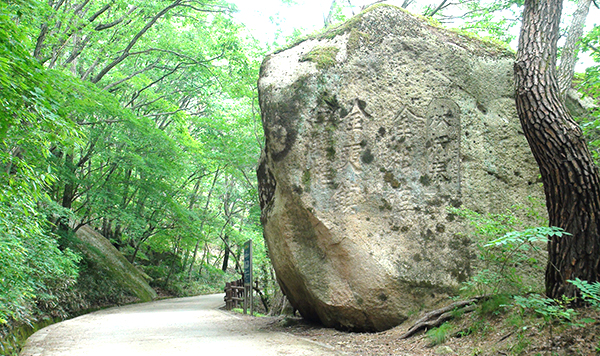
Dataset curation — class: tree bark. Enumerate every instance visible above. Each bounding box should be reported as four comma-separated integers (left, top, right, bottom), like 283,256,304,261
62,152,76,210
187,168,220,279
515,0,600,299
221,234,230,272
400,0,414,8
557,0,592,99
425,0,450,17
130,225,155,264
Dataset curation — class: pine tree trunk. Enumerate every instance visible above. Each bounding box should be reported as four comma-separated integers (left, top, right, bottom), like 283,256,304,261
515,0,600,299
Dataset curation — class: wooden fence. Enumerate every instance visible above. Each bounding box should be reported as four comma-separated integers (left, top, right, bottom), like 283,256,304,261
224,278,245,310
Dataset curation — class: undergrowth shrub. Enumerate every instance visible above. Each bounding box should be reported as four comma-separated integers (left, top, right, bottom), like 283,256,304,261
569,278,600,309
446,202,600,352
448,204,558,297
448,203,600,353
163,264,239,297
514,294,579,324
476,294,512,317
426,321,453,346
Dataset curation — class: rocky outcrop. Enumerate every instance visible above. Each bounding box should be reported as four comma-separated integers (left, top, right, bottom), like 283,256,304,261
74,225,157,302
257,5,544,331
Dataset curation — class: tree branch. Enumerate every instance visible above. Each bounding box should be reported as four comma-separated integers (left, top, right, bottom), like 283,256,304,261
128,47,208,64
76,137,97,168
72,0,92,16
91,0,183,84
401,0,414,8
425,0,454,17
144,108,186,118
62,34,92,66
94,6,137,31
88,3,112,23
584,42,600,54
40,3,111,64
360,0,385,11
103,62,159,91
126,63,183,107
131,94,169,110
34,24,49,60
77,119,124,126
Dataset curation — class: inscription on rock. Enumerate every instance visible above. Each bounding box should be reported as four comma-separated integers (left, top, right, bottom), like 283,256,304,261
426,99,461,197
307,97,462,215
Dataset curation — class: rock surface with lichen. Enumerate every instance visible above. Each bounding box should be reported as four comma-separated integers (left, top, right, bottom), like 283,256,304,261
257,5,544,332
74,225,157,302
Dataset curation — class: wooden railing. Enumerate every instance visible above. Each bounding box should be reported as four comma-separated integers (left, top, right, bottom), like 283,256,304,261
224,278,245,310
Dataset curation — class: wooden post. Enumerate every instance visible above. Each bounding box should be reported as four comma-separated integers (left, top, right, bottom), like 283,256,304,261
243,284,248,315
225,282,231,310
233,280,239,309
250,282,254,316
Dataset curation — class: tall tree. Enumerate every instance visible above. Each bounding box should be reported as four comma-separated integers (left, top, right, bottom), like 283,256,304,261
557,0,593,99
0,0,81,323
515,0,600,299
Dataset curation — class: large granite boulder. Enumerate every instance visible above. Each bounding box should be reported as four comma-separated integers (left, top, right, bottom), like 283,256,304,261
257,5,544,331
74,225,157,302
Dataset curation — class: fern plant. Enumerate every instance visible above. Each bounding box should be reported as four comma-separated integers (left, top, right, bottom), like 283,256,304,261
426,322,453,346
513,294,578,324
569,278,600,308
449,206,565,296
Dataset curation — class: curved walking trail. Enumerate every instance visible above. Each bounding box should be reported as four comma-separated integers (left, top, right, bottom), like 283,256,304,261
20,294,340,356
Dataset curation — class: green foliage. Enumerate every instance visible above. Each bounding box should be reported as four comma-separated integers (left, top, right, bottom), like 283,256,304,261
0,4,62,135
426,321,454,346
1,0,277,345
325,1,353,27
581,25,600,63
0,199,81,324
169,270,237,297
0,316,59,356
476,294,512,317
485,226,566,247
569,278,600,309
231,308,267,317
513,294,578,324
448,205,553,296
0,0,82,325
451,1,523,44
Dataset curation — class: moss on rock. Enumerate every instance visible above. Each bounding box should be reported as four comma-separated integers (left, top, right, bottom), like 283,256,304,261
300,46,340,69
74,225,157,302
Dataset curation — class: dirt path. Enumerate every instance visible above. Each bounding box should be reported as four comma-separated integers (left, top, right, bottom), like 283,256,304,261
20,294,342,356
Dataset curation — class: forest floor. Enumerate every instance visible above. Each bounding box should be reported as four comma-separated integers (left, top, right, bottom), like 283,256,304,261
244,304,600,355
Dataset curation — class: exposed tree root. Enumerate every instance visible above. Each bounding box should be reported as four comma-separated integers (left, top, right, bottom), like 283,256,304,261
399,296,488,339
